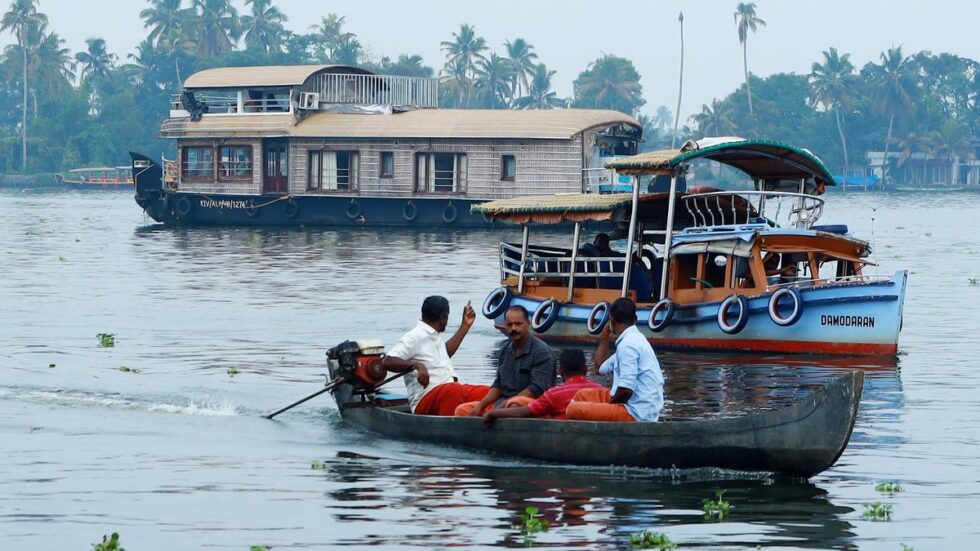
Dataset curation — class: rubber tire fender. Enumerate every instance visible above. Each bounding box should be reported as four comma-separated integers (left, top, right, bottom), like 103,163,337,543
768,287,803,326
175,195,192,217
345,199,361,219
482,286,512,319
586,302,611,335
245,200,259,217
531,299,561,334
647,298,676,333
717,294,750,335
402,200,418,221
284,199,300,219
442,202,458,223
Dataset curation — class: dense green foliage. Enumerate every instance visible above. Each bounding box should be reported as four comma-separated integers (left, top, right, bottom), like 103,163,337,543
1,0,977,177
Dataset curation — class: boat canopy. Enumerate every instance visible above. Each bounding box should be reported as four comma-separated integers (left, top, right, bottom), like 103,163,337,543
183,64,371,89
606,138,837,188
471,192,675,225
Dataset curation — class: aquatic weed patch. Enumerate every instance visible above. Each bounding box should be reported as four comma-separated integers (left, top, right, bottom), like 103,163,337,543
516,505,549,547
628,530,677,549
92,532,124,551
227,368,240,376
118,366,141,374
97,333,116,347
862,502,892,521
969,278,978,286
875,481,903,494
701,489,730,520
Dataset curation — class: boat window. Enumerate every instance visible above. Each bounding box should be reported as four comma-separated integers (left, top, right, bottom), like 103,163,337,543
702,254,728,289
182,146,214,179
501,155,516,181
415,153,467,193
673,254,699,290
309,150,359,191
218,146,252,180
380,152,394,178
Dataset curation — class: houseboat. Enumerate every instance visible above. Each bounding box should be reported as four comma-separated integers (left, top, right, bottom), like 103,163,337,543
130,64,640,227
58,167,134,190
473,138,908,356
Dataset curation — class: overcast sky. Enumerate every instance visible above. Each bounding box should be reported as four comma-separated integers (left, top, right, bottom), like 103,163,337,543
3,0,978,120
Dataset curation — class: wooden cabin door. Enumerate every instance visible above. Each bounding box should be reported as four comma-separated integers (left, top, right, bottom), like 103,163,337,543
263,139,288,194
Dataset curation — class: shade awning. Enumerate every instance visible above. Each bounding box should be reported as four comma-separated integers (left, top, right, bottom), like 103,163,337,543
471,192,675,225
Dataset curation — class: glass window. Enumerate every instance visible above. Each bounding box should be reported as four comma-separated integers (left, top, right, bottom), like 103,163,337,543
182,147,214,179
501,154,516,181
380,151,394,178
218,146,252,179
414,153,466,193
309,150,359,191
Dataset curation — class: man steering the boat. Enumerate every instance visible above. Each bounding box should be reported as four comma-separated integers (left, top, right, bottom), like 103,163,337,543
382,296,491,416
455,305,557,416
566,298,665,422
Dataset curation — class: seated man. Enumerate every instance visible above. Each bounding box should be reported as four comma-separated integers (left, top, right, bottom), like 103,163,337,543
456,305,557,416
763,252,798,279
382,296,490,416
482,348,604,424
566,298,665,422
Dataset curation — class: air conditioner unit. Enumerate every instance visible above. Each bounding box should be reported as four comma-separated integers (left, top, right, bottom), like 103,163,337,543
298,92,319,110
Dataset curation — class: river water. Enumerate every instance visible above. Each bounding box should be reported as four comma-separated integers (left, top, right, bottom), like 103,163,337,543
1,189,978,550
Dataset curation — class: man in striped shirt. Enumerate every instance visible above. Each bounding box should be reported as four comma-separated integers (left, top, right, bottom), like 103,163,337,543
482,348,603,423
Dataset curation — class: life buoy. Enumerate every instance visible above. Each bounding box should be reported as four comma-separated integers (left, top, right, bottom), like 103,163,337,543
345,199,361,219
586,302,611,335
531,299,560,333
175,196,192,216
245,200,259,217
284,199,300,219
482,286,512,319
442,202,458,223
717,294,750,334
768,287,803,326
647,298,676,333
402,201,418,221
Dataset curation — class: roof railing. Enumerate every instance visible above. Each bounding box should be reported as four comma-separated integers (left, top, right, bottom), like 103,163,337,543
682,190,825,230
312,73,438,108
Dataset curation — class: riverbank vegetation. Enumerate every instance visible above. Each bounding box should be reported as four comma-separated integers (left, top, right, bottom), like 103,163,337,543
1,0,977,177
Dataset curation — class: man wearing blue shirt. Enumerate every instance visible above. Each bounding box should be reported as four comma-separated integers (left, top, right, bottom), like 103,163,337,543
566,297,665,422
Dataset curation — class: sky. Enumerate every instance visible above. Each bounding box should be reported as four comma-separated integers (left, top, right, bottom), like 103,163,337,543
3,0,979,121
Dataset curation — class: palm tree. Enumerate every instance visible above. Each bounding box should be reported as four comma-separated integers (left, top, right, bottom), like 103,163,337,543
1,0,46,170
809,47,855,169
689,99,735,137
191,0,241,58
439,57,468,108
474,52,514,108
240,0,287,53
140,0,184,48
75,38,116,86
672,11,684,148
309,13,352,62
332,34,362,65
928,120,975,184
513,64,564,109
734,2,765,116
30,25,75,94
440,23,487,106
654,105,672,130
867,46,919,185
573,54,645,115
503,38,537,100
379,54,433,78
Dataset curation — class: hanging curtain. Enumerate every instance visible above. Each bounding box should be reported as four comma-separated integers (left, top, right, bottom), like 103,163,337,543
321,152,338,189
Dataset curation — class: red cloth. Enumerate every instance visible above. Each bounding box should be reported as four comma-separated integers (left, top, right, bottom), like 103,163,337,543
526,375,605,419
415,383,491,416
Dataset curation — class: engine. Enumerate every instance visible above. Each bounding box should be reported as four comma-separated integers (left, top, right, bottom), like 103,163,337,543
326,339,387,390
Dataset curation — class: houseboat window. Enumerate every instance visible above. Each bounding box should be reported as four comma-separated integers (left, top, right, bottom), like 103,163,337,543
309,150,359,191
415,153,467,193
501,155,516,181
218,146,252,179
380,152,394,178
182,146,214,179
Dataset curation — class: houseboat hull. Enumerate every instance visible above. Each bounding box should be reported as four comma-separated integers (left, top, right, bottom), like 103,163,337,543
502,271,907,356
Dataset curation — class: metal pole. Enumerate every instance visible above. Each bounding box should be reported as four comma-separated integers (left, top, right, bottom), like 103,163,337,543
567,222,582,302
265,377,344,419
517,225,530,293
659,175,679,300
621,175,641,297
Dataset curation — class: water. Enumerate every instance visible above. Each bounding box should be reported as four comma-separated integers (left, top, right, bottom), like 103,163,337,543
1,189,978,549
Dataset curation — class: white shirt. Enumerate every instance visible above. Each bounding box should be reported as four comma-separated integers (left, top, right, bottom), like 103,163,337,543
386,321,456,412
599,324,665,422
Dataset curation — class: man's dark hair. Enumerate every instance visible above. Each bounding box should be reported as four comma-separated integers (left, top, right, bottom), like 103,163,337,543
559,348,587,374
421,295,450,322
506,305,530,321
610,297,637,324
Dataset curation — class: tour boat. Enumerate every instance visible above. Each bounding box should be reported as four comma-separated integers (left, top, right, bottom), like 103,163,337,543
472,138,908,356
130,64,640,227
58,166,134,191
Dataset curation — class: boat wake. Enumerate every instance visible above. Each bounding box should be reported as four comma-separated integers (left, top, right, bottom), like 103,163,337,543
0,386,240,416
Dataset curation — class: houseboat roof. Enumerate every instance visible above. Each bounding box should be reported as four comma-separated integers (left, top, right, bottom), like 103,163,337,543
606,138,837,187
183,64,372,88
472,192,672,224
162,109,639,140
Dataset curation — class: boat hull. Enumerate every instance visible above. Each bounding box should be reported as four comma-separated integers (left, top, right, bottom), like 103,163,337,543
335,371,864,478
505,272,908,356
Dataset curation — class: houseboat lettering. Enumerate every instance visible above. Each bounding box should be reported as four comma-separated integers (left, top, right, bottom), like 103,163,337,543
821,315,875,328
200,199,250,209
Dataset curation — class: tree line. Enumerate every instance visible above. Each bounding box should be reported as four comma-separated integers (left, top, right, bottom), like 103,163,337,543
1,0,977,183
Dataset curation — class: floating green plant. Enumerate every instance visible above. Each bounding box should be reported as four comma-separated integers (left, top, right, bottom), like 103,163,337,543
875,481,903,494
628,530,677,549
701,489,730,520
48,363,55,368
516,505,549,547
118,366,141,374
227,368,240,376
862,502,892,521
58,256,66,262
97,333,115,348
900,545,915,551
969,278,979,286
250,547,270,551
311,459,326,470
30,426,42,432
92,532,124,551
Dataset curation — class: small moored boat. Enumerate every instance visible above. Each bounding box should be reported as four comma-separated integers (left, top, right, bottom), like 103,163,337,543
58,166,134,191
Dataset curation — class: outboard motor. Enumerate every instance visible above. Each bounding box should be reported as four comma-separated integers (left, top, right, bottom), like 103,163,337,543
326,339,387,391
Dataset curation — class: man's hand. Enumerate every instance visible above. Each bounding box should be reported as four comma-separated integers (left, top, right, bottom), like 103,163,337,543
467,404,484,417
462,300,476,328
482,410,499,425
413,363,429,387
600,323,613,343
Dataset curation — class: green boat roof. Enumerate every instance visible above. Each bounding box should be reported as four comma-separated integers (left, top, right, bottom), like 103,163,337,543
605,138,837,187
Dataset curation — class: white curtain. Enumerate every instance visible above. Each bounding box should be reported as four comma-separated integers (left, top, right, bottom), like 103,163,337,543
321,152,338,189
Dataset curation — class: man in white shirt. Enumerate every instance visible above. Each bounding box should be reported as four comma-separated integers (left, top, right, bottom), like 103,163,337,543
382,296,491,415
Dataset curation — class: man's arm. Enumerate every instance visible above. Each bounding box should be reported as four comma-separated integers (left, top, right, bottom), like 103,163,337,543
381,356,429,387
445,301,476,358
609,343,639,404
483,406,534,425
467,387,501,416
594,324,614,369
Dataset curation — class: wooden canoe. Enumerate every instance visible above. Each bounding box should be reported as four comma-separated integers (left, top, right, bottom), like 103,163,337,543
332,370,863,478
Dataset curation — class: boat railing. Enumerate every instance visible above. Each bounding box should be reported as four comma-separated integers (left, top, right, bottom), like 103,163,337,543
683,191,825,230
768,273,892,290
312,73,439,108
169,94,291,114
499,242,626,280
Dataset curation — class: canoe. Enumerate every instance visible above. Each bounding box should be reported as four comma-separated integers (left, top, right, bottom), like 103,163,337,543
331,370,864,478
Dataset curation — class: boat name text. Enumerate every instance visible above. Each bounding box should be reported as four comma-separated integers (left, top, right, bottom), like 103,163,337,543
820,315,875,328
199,199,250,209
